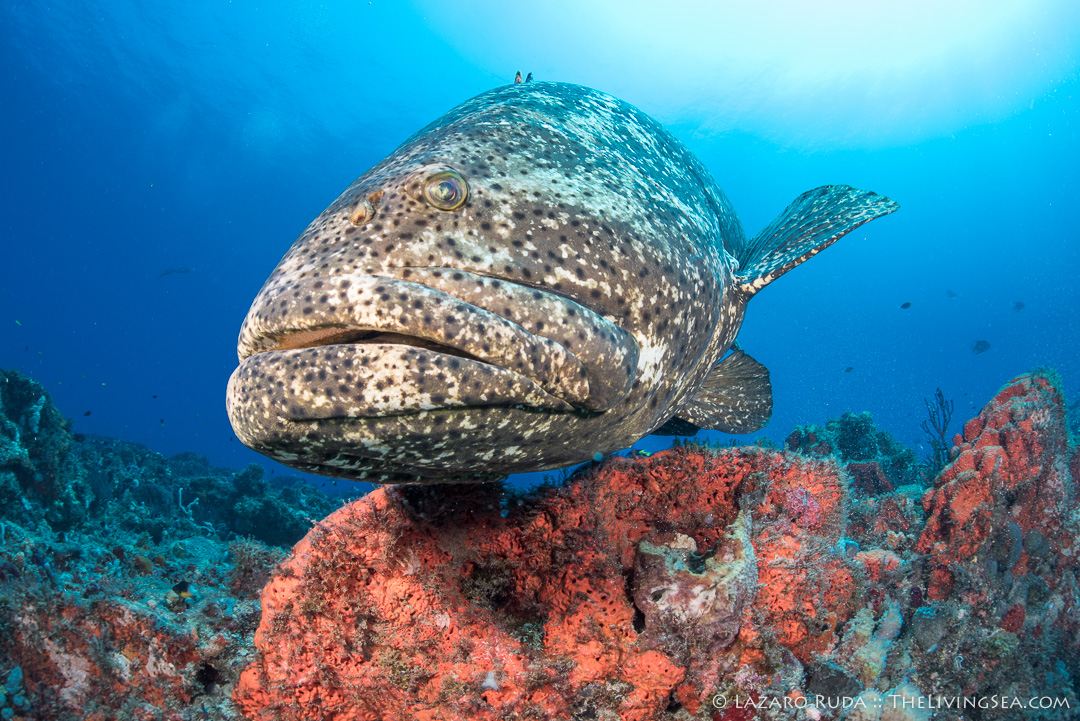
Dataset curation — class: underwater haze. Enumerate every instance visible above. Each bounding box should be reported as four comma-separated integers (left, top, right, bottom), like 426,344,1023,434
2,0,1079,485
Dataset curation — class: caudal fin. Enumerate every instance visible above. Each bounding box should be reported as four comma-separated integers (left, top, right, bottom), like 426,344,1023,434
734,185,898,296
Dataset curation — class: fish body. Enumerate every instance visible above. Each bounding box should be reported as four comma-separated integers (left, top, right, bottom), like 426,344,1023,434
226,82,897,484
157,267,192,279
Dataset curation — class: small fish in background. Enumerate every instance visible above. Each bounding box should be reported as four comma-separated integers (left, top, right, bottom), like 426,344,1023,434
900,302,912,309
972,340,991,355
83,411,91,416
172,581,195,599
946,289,958,298
1013,301,1025,311
845,367,854,373
157,267,192,279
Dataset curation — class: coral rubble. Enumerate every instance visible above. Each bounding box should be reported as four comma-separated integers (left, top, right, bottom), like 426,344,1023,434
236,371,1078,720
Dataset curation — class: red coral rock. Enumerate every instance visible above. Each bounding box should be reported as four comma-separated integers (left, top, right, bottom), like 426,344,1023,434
927,567,955,601
916,373,1076,594
855,549,902,583
1000,604,1026,633
14,598,201,712
235,448,857,720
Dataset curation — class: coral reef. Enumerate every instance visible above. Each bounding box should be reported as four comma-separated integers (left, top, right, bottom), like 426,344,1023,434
236,371,1078,721
4,365,1078,720
912,371,1080,706
785,410,921,493
0,368,341,720
236,447,857,720
1,370,83,530
918,388,955,479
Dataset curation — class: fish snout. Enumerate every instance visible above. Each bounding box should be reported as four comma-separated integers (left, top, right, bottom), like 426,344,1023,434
238,274,588,404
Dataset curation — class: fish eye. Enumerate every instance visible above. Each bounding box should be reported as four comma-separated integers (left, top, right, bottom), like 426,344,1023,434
423,170,468,211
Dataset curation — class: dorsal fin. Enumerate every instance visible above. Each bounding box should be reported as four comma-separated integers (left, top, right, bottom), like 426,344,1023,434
657,350,772,435
734,185,898,296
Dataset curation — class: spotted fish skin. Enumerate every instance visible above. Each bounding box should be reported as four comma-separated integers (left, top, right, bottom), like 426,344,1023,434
226,82,897,484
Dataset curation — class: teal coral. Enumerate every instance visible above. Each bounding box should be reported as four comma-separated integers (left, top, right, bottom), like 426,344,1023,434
0,370,84,530
0,367,339,720
785,410,920,490
0,371,339,548
0,665,30,718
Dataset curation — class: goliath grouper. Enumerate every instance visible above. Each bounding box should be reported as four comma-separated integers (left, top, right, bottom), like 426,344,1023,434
226,81,897,484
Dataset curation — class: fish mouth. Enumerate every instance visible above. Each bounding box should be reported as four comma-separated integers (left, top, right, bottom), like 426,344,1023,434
227,269,640,433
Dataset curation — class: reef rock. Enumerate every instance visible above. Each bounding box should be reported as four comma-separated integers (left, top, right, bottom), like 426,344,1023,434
0,369,83,529
235,447,859,720
0,366,341,720
911,372,1080,705
237,371,1080,721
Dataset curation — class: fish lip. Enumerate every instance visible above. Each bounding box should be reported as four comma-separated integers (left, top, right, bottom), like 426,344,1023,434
237,267,640,412
236,273,597,410
371,266,641,410
228,342,577,437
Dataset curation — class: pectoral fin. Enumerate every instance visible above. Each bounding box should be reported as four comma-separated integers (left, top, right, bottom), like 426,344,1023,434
656,350,773,435
734,185,898,296
651,415,701,436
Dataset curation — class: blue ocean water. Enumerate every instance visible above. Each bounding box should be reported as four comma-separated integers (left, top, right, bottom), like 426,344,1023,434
2,0,1078,493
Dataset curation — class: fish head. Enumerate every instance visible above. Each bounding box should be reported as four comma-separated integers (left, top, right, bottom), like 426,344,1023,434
228,83,730,483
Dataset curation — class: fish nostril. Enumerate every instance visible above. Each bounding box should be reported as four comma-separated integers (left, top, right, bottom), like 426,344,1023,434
349,199,374,226
348,191,384,227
